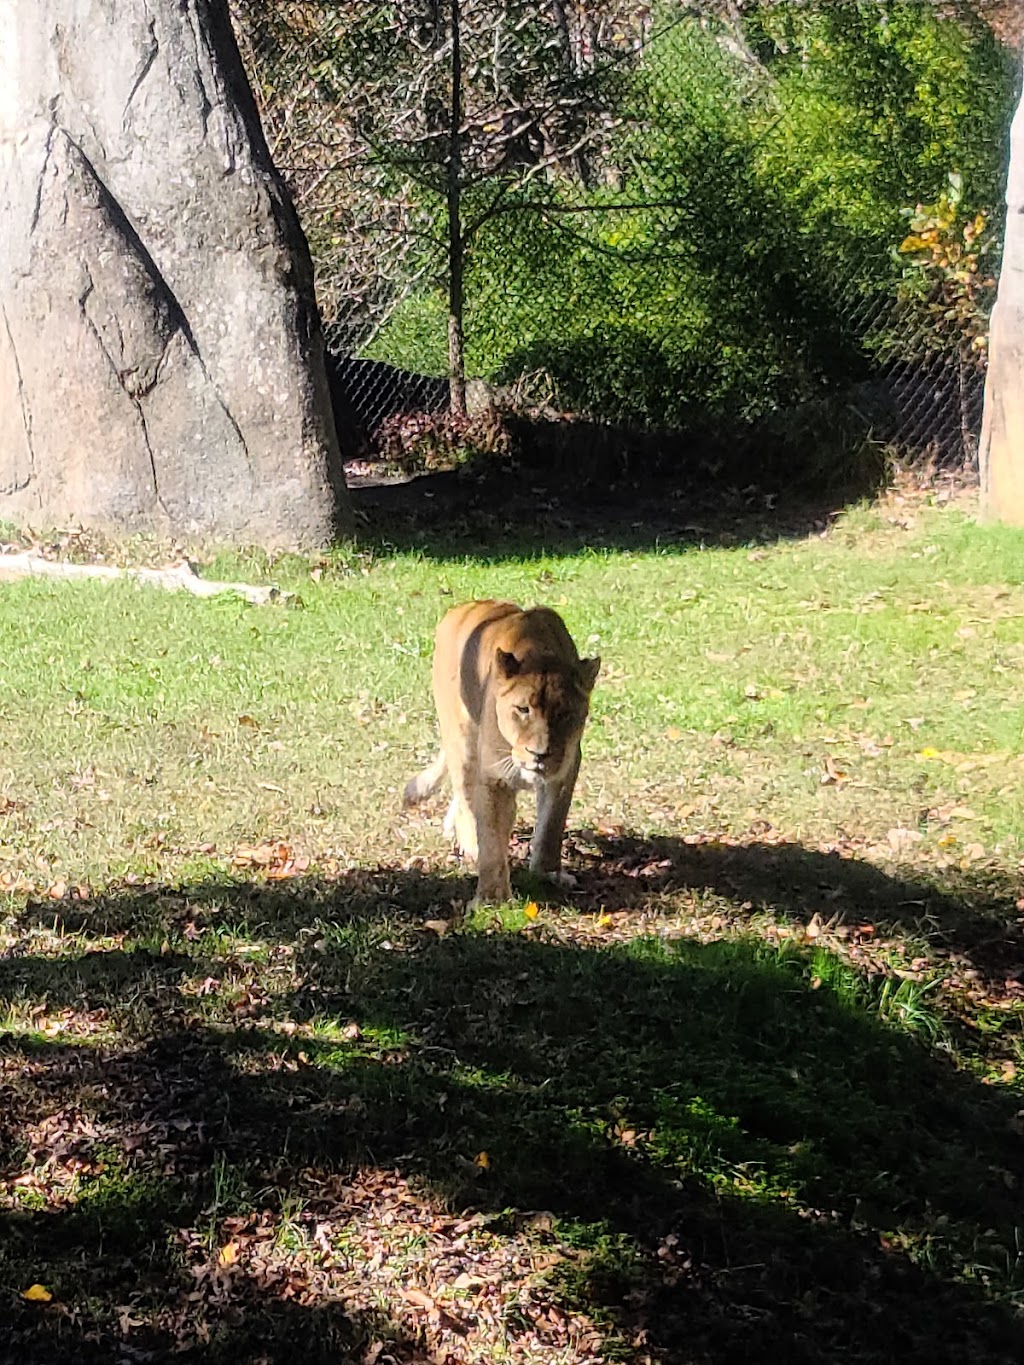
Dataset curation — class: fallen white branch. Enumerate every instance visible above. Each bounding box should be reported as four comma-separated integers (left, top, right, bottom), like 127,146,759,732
0,553,295,606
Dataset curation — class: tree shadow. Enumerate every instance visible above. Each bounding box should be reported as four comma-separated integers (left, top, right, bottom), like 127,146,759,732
3,859,1024,1362
348,404,885,562
568,830,1024,990
5,1208,423,1365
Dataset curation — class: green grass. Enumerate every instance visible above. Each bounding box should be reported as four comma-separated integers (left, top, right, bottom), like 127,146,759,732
2,488,1024,1362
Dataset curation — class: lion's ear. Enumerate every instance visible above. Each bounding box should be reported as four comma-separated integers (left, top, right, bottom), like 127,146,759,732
578,656,601,692
495,648,521,677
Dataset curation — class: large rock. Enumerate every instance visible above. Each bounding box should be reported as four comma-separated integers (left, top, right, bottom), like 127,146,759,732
0,0,350,547
980,52,1024,525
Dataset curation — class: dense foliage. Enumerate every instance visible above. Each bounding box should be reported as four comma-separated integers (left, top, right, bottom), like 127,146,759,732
457,1,1017,424
235,1,1018,432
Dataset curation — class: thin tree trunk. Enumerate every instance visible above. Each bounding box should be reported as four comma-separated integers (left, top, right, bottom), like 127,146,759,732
447,0,467,418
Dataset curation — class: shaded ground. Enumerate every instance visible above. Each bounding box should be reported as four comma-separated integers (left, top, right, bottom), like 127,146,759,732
3,837,1023,1363
346,412,892,559
350,467,838,561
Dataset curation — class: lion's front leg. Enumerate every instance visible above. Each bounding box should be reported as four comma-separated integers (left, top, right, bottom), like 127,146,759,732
444,759,479,863
529,747,581,886
471,782,517,905
445,796,479,863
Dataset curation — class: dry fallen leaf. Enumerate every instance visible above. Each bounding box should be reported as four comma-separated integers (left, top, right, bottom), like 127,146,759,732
820,755,847,785
232,842,308,879
265,855,310,881
218,1241,240,1267
474,1150,490,1170
948,806,978,821
452,1272,483,1291
887,827,923,853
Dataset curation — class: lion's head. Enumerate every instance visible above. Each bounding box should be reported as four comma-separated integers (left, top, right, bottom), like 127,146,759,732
492,649,600,782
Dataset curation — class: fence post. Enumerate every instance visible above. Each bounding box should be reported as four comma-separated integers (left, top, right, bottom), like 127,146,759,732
447,0,467,418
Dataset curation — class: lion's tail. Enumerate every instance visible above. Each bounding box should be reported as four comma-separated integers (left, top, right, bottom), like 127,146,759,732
402,750,448,807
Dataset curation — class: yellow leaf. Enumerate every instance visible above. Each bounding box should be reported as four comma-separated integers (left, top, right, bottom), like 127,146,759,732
665,727,683,742
523,901,539,920
218,1241,240,1266
21,1284,52,1303
595,911,614,930
917,747,941,759
474,1150,490,1169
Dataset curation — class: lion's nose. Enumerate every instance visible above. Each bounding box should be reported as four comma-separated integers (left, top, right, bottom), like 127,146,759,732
526,747,549,762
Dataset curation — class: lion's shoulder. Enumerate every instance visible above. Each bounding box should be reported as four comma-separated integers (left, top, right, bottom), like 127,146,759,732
434,600,581,701
489,606,581,672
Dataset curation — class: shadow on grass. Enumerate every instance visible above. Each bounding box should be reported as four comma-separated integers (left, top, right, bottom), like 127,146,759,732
4,1204,418,1365
349,428,873,561
2,855,1023,1363
568,831,1024,989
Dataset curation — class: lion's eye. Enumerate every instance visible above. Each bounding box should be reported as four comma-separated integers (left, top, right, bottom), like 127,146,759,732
515,705,530,717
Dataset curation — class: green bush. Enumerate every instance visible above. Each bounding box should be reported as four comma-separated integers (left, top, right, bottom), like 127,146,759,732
414,0,1015,427
312,1,1015,433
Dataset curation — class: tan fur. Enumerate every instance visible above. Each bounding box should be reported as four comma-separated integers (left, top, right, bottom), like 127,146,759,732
404,600,600,905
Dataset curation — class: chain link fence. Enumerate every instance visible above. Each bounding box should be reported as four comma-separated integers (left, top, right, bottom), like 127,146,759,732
232,1,1020,477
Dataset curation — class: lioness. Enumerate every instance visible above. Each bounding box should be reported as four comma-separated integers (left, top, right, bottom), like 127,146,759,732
404,600,600,905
